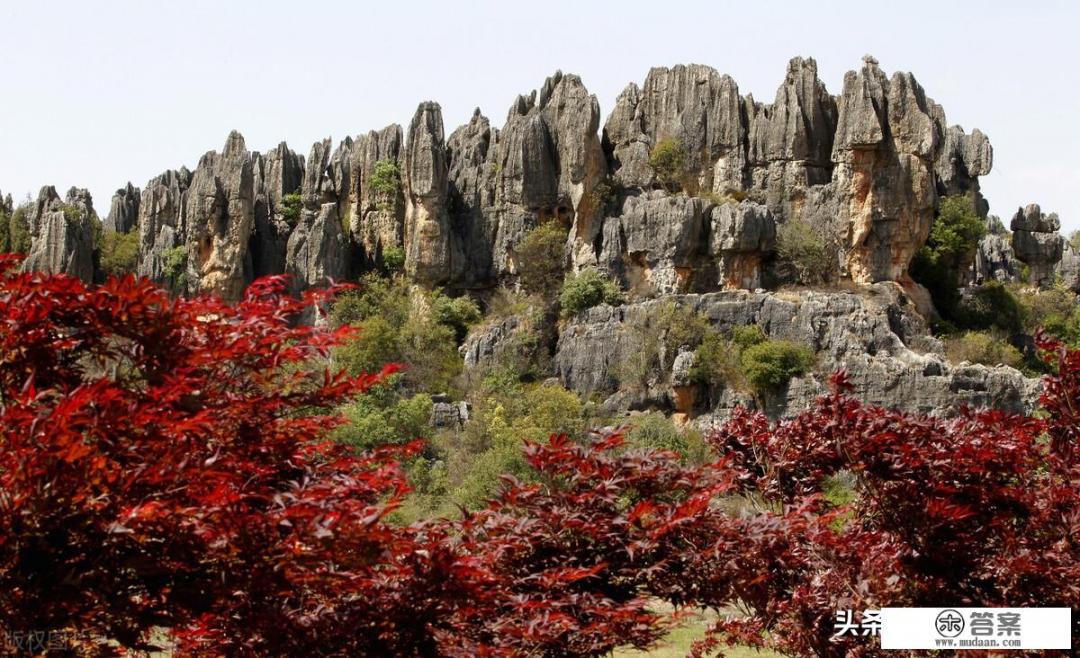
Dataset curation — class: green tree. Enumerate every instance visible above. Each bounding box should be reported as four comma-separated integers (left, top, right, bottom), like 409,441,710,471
515,222,567,297
381,245,406,272
912,195,987,319
559,268,622,317
162,245,188,293
8,205,31,255
279,190,303,226
741,340,815,394
690,331,748,392
432,293,482,342
330,274,466,393
331,387,433,452
954,281,1025,334
649,138,687,192
371,159,401,211
98,230,140,278
944,331,1023,368
776,219,835,285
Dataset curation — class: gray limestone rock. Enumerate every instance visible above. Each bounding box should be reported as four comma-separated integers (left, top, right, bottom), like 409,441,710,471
251,142,304,278
137,168,191,286
1057,243,1080,293
710,201,775,289
1011,204,1064,287
285,202,349,295
555,283,1036,422
23,186,96,282
182,131,256,300
968,216,1020,285
404,101,460,285
599,192,708,295
347,126,405,268
104,182,140,234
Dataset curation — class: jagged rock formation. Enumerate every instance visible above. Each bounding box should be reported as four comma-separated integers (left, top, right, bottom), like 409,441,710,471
287,139,349,293
549,284,1037,422
1011,204,1064,287
138,168,191,283
21,55,1004,303
23,186,97,282
1057,244,1080,293
347,127,403,268
404,102,456,284
11,55,1067,421
969,215,1020,285
600,55,992,292
104,182,140,233
251,143,304,277
182,131,256,299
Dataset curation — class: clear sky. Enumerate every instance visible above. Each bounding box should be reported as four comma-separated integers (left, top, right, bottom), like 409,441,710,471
1,0,1077,230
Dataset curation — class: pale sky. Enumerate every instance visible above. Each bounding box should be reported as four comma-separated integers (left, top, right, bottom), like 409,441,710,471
1,1,1077,231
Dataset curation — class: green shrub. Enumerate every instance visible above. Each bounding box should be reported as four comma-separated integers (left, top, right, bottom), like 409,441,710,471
98,230,140,278
954,282,1024,334
8,205,31,255
432,293,482,342
625,413,709,463
279,190,302,226
587,176,621,215
330,274,464,393
912,195,987,319
381,245,406,272
559,268,622,317
437,381,586,511
334,315,400,377
331,388,433,452
370,159,400,210
331,274,411,328
730,324,766,350
162,245,188,293
925,196,987,267
776,219,835,285
1013,283,1078,335
741,340,815,394
515,221,567,297
944,331,1023,368
649,138,688,192
617,301,710,390
690,331,747,392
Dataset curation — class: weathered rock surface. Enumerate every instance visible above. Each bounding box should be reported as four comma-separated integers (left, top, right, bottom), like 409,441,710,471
554,284,1037,422
347,126,404,268
969,215,1020,285
404,102,458,285
251,142,304,277
1056,243,1080,293
601,55,991,288
23,186,96,282
104,182,140,233
1011,204,1064,287
181,131,256,299
137,168,191,284
27,56,1003,302
710,201,776,289
286,139,349,292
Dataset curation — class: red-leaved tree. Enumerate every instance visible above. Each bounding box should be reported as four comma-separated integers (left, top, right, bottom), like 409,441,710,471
2,256,1077,657
0,256,455,656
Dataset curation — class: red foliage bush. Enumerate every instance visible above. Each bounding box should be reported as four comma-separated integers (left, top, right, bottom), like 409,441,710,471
0,257,428,655
2,258,1076,657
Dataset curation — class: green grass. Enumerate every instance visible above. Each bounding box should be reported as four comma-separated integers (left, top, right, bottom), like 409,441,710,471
614,609,784,658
